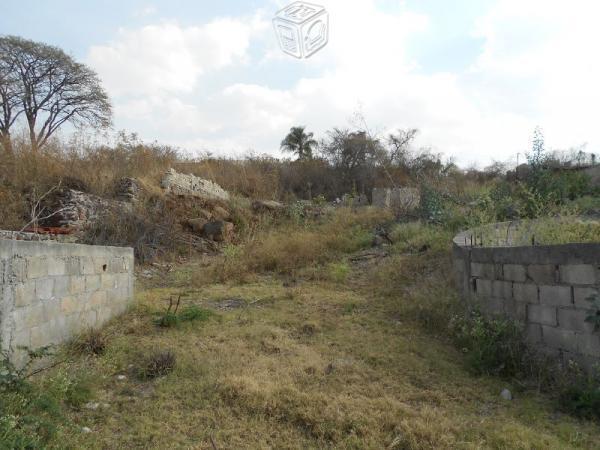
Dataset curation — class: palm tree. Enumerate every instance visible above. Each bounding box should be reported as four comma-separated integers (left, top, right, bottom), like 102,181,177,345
280,126,317,160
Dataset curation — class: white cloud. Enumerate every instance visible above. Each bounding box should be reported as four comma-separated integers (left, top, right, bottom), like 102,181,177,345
86,0,600,165
88,16,266,96
469,0,600,157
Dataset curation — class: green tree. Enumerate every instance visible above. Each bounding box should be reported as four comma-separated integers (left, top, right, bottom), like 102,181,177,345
280,126,317,160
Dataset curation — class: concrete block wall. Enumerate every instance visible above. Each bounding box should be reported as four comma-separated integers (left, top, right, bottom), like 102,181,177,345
0,239,134,365
453,231,600,370
372,187,420,212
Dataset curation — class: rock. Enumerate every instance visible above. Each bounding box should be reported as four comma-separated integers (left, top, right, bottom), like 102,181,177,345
185,218,209,234
208,297,247,310
202,221,234,242
84,402,100,410
115,177,140,202
116,374,127,381
161,168,229,202
252,200,285,213
341,193,369,207
500,388,512,401
38,188,113,229
81,427,92,433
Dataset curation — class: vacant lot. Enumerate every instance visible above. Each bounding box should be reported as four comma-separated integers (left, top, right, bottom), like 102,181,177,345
2,210,599,449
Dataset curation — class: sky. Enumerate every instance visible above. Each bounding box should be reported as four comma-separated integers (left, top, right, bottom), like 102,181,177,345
1,0,599,166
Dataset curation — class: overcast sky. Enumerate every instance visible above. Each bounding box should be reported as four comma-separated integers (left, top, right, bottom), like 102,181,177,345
2,0,598,166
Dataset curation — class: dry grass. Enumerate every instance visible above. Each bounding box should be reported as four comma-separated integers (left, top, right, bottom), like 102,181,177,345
175,157,282,200
191,207,392,283
27,272,599,449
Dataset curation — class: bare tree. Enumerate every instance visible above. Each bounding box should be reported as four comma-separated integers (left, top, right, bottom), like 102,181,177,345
0,35,111,152
20,182,72,233
387,128,418,165
0,49,20,154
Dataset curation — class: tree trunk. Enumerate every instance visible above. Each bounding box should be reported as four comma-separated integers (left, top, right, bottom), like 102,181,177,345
0,133,13,156
28,118,38,152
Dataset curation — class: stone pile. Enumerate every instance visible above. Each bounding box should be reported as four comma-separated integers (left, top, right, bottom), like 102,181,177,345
39,188,112,229
115,177,140,202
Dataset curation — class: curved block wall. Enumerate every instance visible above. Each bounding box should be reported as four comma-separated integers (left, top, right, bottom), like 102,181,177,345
453,228,600,370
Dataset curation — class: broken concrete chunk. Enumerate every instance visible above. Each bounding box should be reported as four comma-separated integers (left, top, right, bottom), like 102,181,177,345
202,221,234,242
184,218,209,234
161,169,230,202
252,200,285,213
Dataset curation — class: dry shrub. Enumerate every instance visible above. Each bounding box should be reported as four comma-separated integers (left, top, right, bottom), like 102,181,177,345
138,350,176,379
175,156,281,200
197,207,393,282
243,213,373,275
80,207,180,263
0,187,26,230
71,328,107,356
245,228,326,273
0,135,177,230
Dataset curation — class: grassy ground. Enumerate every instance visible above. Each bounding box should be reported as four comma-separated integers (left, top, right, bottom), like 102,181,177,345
2,210,600,449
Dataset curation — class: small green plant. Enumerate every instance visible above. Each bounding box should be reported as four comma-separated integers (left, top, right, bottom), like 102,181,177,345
0,347,64,447
558,364,600,420
286,201,307,225
450,312,528,377
0,346,53,392
155,295,183,328
342,302,357,315
178,305,214,322
419,185,446,224
154,295,215,328
585,294,600,332
313,194,327,206
326,262,350,283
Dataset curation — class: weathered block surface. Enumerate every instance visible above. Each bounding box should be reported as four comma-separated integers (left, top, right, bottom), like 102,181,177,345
372,187,420,212
539,285,572,307
0,239,134,366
